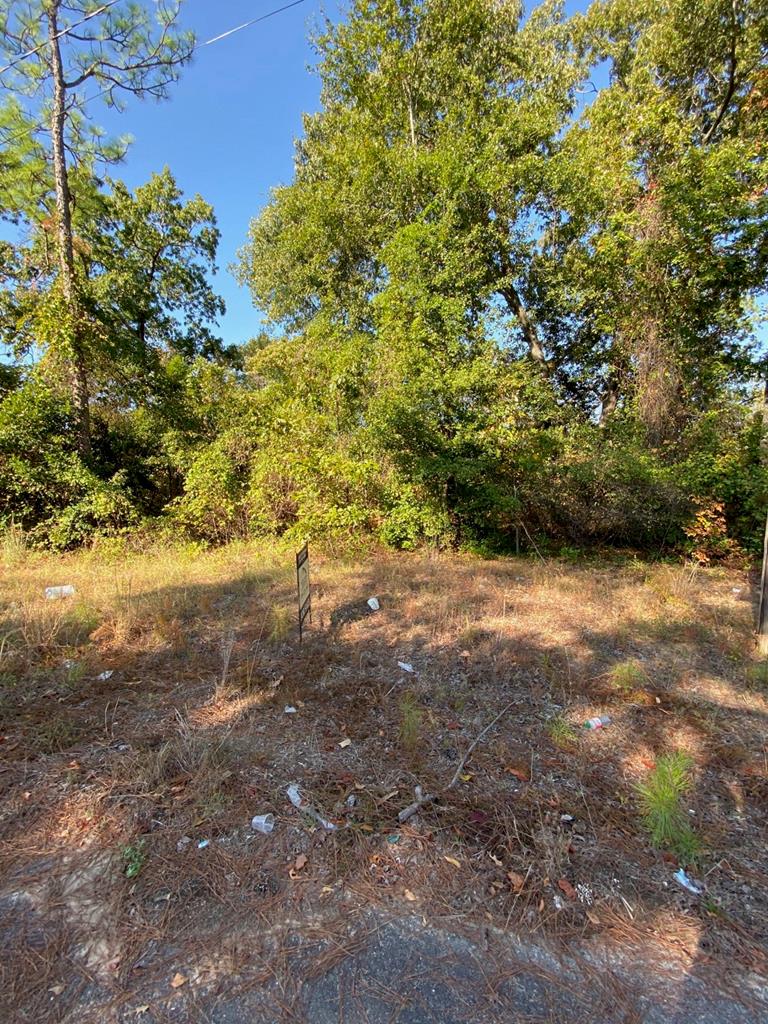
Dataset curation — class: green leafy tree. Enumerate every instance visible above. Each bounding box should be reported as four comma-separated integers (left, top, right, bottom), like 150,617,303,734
0,0,194,452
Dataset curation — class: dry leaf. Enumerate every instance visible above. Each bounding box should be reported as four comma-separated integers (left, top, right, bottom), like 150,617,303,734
404,889,417,901
48,985,64,996
294,853,308,871
170,972,187,989
488,852,503,867
507,871,525,893
538,898,545,912
134,1008,150,1016
506,766,529,782
557,878,577,900
460,773,473,782
586,910,600,926
444,855,461,868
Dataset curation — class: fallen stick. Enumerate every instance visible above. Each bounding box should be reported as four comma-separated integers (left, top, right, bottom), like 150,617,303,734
398,785,435,823
447,700,517,790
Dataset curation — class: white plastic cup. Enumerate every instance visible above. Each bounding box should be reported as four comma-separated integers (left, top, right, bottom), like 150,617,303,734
251,813,275,834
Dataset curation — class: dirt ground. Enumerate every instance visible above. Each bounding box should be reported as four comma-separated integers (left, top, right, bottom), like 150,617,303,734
1,540,767,1022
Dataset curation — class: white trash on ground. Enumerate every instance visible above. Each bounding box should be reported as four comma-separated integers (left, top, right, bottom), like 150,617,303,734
284,705,298,714
397,661,415,673
251,813,275,834
367,597,380,611
45,585,75,600
286,782,338,830
97,670,113,681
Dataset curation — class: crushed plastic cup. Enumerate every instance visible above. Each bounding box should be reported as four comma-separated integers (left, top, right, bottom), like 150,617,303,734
251,813,275,834
584,715,611,730
284,705,298,714
397,661,415,674
97,670,113,681
45,585,75,600
367,597,380,611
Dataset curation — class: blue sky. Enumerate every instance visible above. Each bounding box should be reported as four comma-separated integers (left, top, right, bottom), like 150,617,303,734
92,0,341,347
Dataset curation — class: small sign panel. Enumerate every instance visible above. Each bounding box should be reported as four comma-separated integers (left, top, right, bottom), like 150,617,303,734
296,543,311,640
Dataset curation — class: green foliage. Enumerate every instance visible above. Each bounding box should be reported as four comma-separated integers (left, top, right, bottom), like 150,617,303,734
636,752,701,864
1,0,766,555
121,839,148,880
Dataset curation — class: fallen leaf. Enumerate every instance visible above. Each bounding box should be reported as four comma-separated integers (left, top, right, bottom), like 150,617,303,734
460,773,474,782
469,810,489,825
488,852,503,867
444,855,461,868
404,889,417,901
557,878,577,900
358,823,374,832
294,853,308,871
446,720,461,730
538,898,545,912
134,1007,150,1016
48,985,64,996
505,766,529,782
507,871,525,893
170,972,187,989
585,910,600,926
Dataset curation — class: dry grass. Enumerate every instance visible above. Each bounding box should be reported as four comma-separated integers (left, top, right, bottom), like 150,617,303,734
0,539,766,1020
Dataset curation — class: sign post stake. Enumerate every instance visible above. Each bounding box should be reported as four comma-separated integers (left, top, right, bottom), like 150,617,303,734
296,543,311,642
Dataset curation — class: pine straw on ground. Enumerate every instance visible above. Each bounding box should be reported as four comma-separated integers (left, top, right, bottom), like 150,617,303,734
1,541,767,1020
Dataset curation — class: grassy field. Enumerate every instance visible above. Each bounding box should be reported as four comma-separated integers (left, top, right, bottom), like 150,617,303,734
1,537,767,1020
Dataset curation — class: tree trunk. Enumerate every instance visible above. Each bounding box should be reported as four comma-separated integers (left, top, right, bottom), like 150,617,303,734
48,1,91,456
500,280,549,369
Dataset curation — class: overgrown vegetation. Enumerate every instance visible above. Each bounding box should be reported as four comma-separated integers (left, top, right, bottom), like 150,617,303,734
1,0,766,555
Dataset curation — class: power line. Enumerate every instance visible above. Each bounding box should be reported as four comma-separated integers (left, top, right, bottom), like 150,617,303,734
197,0,307,49
0,1,122,76
0,0,309,147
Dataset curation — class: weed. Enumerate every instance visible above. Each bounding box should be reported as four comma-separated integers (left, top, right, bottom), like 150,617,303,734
746,661,768,692
121,839,147,879
547,715,578,748
635,752,700,864
399,691,423,752
608,660,646,692
32,717,81,754
0,523,27,567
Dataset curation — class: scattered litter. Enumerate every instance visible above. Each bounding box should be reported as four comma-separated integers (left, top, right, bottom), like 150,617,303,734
560,814,574,823
97,670,113,681
444,855,461,868
553,894,565,910
284,705,298,714
345,793,358,809
732,588,742,594
576,883,594,905
251,813,275,834
583,715,611,730
48,984,65,996
397,661,415,673
404,889,417,901
673,868,703,895
197,839,209,850
176,836,191,852
45,585,75,600
387,834,401,844
170,972,187,989
398,784,435,823
339,738,352,748
286,782,338,830
367,597,380,611
62,659,76,670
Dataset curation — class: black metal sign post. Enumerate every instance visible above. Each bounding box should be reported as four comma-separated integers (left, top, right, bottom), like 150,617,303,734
296,543,311,642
